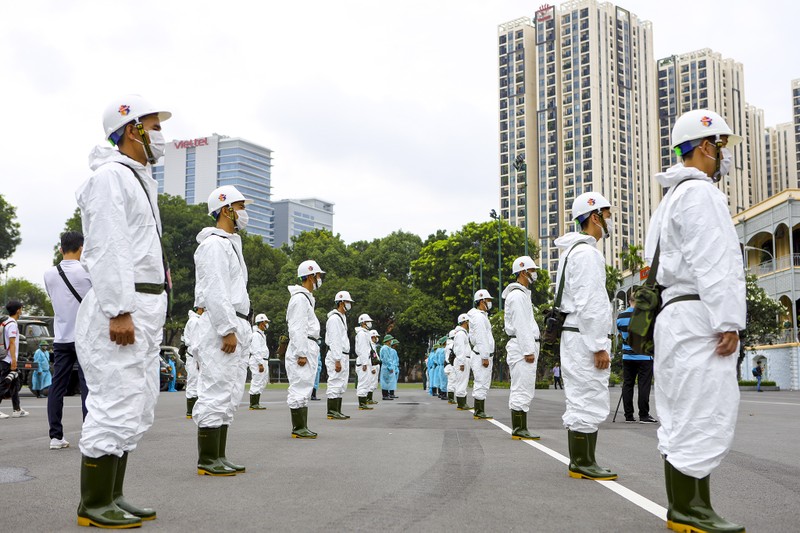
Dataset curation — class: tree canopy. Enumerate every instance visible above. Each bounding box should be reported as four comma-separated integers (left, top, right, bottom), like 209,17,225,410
0,194,22,270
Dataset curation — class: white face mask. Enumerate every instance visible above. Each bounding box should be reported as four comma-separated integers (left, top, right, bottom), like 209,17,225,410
136,129,166,163
344,302,352,312
314,275,323,290
527,271,538,284
234,209,249,230
485,300,493,311
602,217,614,239
365,322,373,329
705,146,732,182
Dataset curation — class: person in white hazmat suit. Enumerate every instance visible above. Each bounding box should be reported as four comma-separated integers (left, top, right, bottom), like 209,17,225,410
646,109,746,533
285,260,324,438
367,329,381,403
502,256,542,440
354,315,375,410
193,185,253,476
248,314,270,410
444,330,456,404
468,290,495,420
324,291,354,420
554,191,616,481
183,307,204,418
453,314,473,411
74,95,170,528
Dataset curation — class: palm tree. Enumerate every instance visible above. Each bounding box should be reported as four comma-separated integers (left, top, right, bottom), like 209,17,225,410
619,244,645,273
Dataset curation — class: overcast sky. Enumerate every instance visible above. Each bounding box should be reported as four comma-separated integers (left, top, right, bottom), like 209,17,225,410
2,0,798,287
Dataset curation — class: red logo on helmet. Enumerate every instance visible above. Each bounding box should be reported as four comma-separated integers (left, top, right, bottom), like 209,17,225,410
218,193,227,202
701,116,713,127
308,265,314,271
587,198,596,206
118,105,130,116
519,261,525,267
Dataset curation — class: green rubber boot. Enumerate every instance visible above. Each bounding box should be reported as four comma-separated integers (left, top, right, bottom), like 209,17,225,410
511,410,540,440
291,408,317,438
456,396,473,410
336,398,350,419
113,452,156,521
77,454,142,528
665,460,745,533
327,398,347,420
567,430,617,480
447,392,456,404
358,396,373,410
218,425,245,472
472,399,493,420
250,393,266,410
186,397,197,419
197,427,236,476
367,391,378,405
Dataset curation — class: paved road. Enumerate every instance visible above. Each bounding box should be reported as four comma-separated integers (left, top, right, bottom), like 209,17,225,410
1,386,798,532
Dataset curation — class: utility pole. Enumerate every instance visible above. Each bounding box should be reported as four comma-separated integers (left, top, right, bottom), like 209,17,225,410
489,210,503,311
513,154,528,257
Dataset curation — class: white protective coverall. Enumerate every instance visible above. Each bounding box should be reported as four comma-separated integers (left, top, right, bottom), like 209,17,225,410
248,325,269,396
183,310,202,399
503,282,541,412
645,164,745,478
192,228,252,428
468,308,495,401
554,232,612,433
452,326,471,398
325,309,350,399
369,336,380,394
354,327,372,398
444,337,455,393
285,286,320,409
75,145,168,458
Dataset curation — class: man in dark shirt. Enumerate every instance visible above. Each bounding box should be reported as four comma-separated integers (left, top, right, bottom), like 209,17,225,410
616,293,657,424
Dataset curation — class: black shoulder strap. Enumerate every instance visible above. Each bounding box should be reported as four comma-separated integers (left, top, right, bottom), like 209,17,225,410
56,264,83,303
646,178,698,287
554,241,588,309
211,234,244,269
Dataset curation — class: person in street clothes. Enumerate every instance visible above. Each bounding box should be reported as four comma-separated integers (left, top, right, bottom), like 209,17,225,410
285,260,325,437
248,314,270,410
43,230,90,446
311,351,323,401
468,289,495,420
646,109,746,532
453,314,473,411
554,190,616,481
183,307,204,418
552,362,563,390
1,301,28,419
753,361,763,392
355,315,376,410
503,255,542,440
616,293,657,424
74,95,170,527
444,330,456,404
193,185,254,476
324,291,354,420
32,341,53,398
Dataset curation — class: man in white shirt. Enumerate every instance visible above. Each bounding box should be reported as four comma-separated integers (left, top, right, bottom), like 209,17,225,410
1,300,27,419
43,231,91,448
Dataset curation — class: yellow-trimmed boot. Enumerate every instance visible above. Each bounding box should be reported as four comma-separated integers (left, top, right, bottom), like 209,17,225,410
665,460,745,533
197,427,236,476
567,430,617,480
113,452,155,521
511,410,540,440
77,454,142,528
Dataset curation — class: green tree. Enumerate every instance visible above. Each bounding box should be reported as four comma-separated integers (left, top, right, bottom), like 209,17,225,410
737,273,784,379
1,278,53,315
53,207,83,264
0,194,22,269
619,244,645,273
605,264,622,301
352,231,422,284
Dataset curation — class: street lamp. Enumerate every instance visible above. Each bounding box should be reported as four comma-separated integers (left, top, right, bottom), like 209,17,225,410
467,262,476,297
743,245,775,273
473,240,484,287
513,154,528,257
489,209,503,311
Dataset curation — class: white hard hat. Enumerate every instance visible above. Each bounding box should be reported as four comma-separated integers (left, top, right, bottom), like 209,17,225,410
297,260,325,278
358,314,373,324
207,185,253,216
369,329,379,337
448,329,456,339
671,109,743,155
103,94,171,144
473,289,493,301
457,313,469,325
334,291,354,303
512,255,539,274
571,192,612,222
254,313,269,323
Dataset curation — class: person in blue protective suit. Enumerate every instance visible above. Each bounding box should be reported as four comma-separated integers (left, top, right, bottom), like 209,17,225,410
379,336,394,400
427,342,439,396
32,341,53,398
166,355,177,392
388,339,400,398
436,337,449,400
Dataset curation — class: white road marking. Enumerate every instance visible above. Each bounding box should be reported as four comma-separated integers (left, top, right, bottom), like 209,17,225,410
740,400,800,407
488,418,668,522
